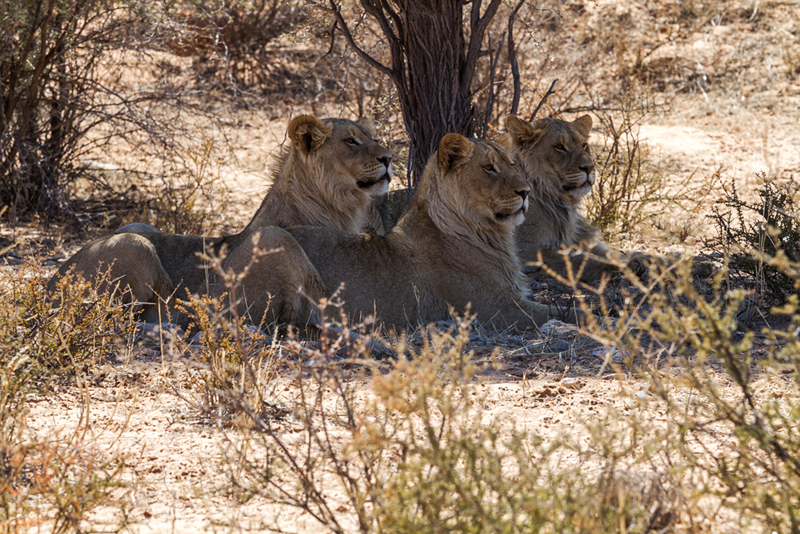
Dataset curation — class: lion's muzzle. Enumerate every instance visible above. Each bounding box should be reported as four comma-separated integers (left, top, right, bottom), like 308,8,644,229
493,195,528,225
356,160,392,190
562,170,595,196
357,171,391,189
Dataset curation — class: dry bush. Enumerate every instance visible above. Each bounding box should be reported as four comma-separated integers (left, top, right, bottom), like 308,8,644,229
570,246,800,532
578,88,708,241
0,391,130,534
583,91,669,236
166,0,309,89
708,174,800,303
177,293,275,422
783,38,800,78
0,264,135,533
134,137,231,236
165,242,294,424
4,264,137,383
0,0,133,220
0,0,248,231
172,304,693,533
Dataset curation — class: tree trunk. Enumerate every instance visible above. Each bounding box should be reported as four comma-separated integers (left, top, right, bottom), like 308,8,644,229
333,0,502,186
399,1,475,180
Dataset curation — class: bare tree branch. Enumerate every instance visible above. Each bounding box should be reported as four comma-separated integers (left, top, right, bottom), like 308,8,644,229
531,79,559,121
298,19,338,92
479,31,506,137
508,0,525,116
327,0,393,77
362,0,405,86
462,0,502,90
375,0,403,44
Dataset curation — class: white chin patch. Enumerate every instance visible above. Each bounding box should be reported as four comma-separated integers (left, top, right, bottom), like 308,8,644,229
501,210,526,227
572,183,592,198
365,179,390,196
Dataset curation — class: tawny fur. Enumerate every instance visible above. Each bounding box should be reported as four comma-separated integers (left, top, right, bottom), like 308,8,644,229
274,135,558,332
49,115,392,326
502,115,713,282
501,114,623,283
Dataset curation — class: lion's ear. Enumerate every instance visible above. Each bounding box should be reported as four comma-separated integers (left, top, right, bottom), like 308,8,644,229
356,117,378,137
505,115,545,148
573,114,593,138
288,115,333,155
438,134,474,173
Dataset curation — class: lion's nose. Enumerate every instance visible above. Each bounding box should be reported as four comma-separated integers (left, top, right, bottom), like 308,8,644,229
579,164,594,177
516,190,529,201
378,156,392,168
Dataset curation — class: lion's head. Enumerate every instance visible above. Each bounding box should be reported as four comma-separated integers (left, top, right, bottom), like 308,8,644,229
287,115,392,198
504,115,594,206
246,115,394,234
501,114,601,255
419,134,530,244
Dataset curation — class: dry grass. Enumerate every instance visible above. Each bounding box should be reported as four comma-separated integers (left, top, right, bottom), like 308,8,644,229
0,265,136,533
5,250,799,532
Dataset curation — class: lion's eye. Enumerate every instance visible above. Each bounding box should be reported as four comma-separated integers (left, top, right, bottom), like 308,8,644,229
554,144,566,152
345,138,360,146
484,164,497,173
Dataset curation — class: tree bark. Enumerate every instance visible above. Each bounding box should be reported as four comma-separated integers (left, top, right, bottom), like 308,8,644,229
333,0,503,185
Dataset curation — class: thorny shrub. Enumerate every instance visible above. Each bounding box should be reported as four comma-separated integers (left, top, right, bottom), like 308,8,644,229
0,0,249,228
0,264,135,533
171,240,286,423
138,137,231,236
3,264,137,384
708,174,800,302
0,392,130,534
584,90,697,238
0,0,130,219
166,0,308,88
185,310,691,533
575,248,800,532
177,290,276,422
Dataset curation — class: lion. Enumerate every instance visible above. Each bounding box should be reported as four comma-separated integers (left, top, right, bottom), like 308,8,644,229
503,114,713,282
49,115,392,325
501,114,638,282
248,133,564,332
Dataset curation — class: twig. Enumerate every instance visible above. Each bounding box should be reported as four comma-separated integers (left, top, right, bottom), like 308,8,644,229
326,0,393,77
774,206,800,223
508,0,525,116
530,79,558,122
479,31,506,137
298,19,338,92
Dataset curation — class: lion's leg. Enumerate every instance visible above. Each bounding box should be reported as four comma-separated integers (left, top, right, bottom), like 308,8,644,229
578,242,628,282
531,245,623,283
213,227,329,328
496,296,590,332
627,251,717,279
495,299,551,332
48,233,174,322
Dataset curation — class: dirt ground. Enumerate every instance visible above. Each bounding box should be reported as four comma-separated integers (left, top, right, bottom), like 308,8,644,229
5,0,800,531
25,360,638,532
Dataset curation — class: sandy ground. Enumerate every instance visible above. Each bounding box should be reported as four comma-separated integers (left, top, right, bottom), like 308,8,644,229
26,362,657,533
